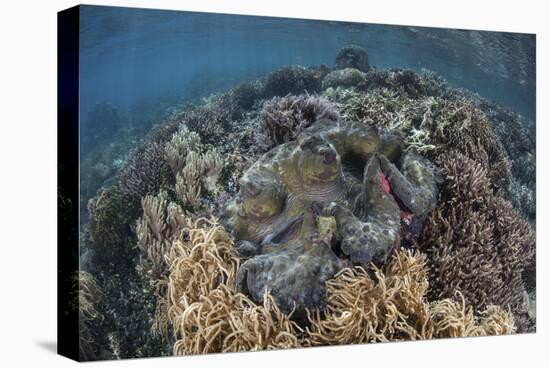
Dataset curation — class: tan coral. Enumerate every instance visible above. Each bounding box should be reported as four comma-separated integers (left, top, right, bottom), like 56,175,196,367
304,249,514,346
201,148,223,194
166,218,302,355
152,217,514,354
175,151,203,210
165,126,224,210
165,125,201,176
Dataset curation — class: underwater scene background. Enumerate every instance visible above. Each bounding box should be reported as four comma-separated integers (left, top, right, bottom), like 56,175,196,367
74,5,536,361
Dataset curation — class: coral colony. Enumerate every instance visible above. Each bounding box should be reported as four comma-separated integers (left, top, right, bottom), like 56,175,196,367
72,45,534,360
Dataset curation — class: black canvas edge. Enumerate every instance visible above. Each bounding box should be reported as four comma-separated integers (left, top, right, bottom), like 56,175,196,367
57,4,80,362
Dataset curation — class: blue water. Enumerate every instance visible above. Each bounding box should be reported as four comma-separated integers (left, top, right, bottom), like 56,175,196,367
79,5,536,151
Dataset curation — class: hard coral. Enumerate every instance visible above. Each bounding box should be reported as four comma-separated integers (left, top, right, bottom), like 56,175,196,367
423,97,512,193
87,185,136,252
259,94,339,147
321,68,367,90
263,65,321,98
229,80,264,110
335,44,370,72
335,86,512,193
417,153,535,331
364,68,428,98
178,102,231,145
118,141,170,202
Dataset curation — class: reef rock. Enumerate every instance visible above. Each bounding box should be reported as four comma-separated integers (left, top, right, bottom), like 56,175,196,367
335,44,370,72
225,118,438,315
321,67,367,90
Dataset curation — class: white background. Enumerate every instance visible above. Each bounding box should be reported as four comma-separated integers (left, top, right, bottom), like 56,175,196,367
0,0,547,365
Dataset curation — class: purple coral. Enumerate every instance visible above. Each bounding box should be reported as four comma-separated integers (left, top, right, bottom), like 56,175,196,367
258,94,339,148
417,152,535,331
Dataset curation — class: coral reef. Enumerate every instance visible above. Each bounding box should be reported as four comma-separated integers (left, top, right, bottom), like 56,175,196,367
263,65,321,98
331,81,512,193
82,45,535,358
118,141,170,202
158,219,513,355
335,44,370,72
87,186,137,262
229,80,264,110
321,68,367,90
363,68,429,98
164,125,223,210
165,218,303,354
258,94,339,148
417,153,535,331
510,178,536,220
227,118,438,314
86,185,169,359
178,100,233,144
305,249,514,345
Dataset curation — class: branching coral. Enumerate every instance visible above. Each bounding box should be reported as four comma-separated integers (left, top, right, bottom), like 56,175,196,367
422,97,512,192
304,249,514,346
118,141,170,201
510,179,536,220
332,85,512,192
333,87,417,129
171,95,237,145
417,153,535,331
363,68,430,98
259,94,339,147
